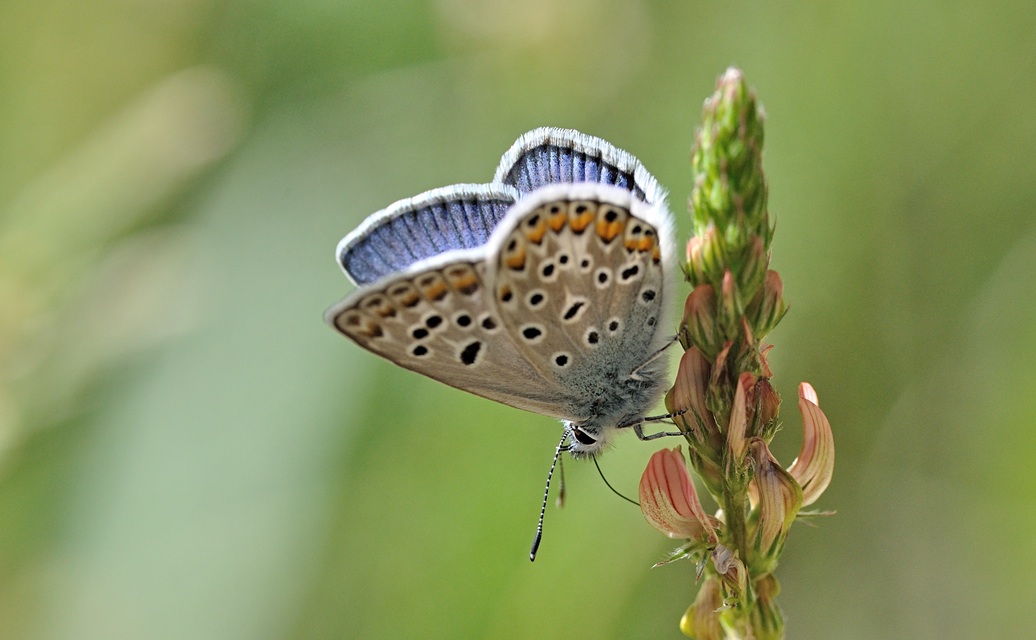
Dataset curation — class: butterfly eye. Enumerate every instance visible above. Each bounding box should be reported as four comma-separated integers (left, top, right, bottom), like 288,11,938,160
572,427,597,446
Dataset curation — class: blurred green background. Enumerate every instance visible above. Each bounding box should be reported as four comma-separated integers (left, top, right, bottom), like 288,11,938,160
2,1,1034,638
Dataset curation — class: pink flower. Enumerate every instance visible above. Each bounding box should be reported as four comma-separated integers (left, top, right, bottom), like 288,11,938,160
787,382,835,506
748,438,802,562
726,372,753,465
666,347,713,440
639,447,717,540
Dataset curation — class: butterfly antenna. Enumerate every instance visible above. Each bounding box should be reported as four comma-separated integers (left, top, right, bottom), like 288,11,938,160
530,429,570,562
592,455,639,507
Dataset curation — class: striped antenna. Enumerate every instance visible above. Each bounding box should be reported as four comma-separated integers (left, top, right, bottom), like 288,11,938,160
529,429,571,562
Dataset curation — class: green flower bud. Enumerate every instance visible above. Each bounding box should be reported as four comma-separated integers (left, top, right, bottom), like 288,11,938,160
748,575,785,640
680,577,724,640
736,235,769,302
746,270,787,340
690,67,771,250
718,270,740,338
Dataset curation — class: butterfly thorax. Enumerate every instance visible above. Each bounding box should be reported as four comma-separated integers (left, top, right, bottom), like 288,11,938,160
562,355,669,459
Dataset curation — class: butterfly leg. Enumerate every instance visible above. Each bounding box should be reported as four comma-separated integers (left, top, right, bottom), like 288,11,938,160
629,334,680,381
633,423,687,441
618,408,688,441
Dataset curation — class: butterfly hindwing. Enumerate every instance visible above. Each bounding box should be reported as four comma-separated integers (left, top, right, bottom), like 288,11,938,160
486,184,671,404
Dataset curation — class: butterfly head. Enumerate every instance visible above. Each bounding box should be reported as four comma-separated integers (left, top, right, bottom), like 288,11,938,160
563,420,615,459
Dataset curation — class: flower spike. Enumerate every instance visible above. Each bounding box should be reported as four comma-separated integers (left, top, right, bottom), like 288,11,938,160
641,67,833,638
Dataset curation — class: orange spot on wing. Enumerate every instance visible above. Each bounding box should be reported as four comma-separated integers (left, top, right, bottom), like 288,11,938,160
526,223,547,244
549,208,567,231
336,311,384,339
505,246,526,270
570,205,595,233
422,281,448,301
389,284,421,308
445,265,480,295
362,295,396,318
596,219,625,243
399,291,420,307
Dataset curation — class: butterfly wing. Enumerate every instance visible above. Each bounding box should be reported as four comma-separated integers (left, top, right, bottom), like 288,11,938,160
337,184,519,285
327,184,576,419
484,183,674,420
493,127,668,206
325,254,579,418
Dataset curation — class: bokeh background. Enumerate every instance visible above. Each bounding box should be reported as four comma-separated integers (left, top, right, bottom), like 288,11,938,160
2,1,1034,638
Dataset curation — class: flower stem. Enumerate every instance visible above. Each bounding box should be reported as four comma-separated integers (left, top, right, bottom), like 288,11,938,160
722,480,749,561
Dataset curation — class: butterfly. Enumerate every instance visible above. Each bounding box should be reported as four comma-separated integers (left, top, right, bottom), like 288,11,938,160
325,128,678,461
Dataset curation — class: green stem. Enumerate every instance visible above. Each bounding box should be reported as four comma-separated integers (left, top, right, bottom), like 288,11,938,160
722,480,749,559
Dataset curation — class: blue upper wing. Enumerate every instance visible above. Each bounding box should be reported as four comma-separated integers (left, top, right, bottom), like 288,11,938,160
337,184,518,285
492,127,666,206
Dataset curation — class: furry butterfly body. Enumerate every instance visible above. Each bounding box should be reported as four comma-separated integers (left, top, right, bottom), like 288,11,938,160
326,128,675,457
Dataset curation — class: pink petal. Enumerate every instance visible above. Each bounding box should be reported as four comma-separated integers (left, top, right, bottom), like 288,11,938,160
787,382,834,507
639,447,715,540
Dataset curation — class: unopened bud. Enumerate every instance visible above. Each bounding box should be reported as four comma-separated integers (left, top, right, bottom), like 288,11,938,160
754,377,781,439
737,235,769,301
704,341,733,423
718,270,739,336
691,67,770,243
746,270,786,340
682,284,720,357
680,577,724,640
686,236,706,285
685,225,726,288
726,373,754,467
748,574,785,640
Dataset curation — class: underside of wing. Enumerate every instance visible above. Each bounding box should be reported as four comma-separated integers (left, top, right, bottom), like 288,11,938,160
336,184,519,285
485,184,673,397
325,253,571,419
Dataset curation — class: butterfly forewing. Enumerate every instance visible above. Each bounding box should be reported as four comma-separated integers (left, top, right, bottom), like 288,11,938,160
487,184,668,400
326,257,572,419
